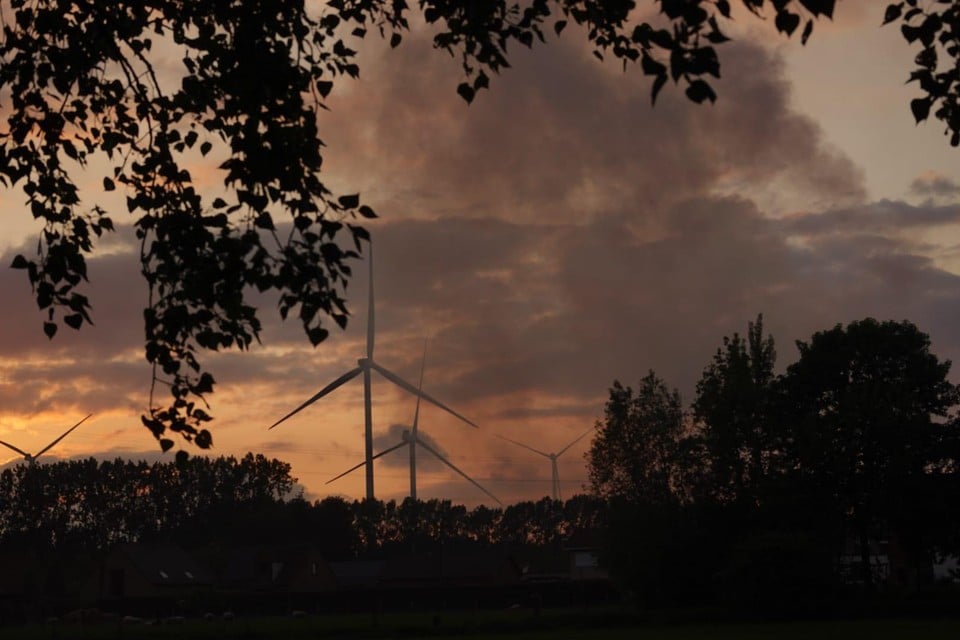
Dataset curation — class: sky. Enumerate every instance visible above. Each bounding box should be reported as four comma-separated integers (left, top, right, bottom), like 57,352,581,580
3,1,960,506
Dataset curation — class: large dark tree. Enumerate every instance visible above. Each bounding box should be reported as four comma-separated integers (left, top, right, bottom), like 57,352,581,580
781,318,960,589
587,372,689,506
0,0,952,448
587,373,725,605
693,314,777,507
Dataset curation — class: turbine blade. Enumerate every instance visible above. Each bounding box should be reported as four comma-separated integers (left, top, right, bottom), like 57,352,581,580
556,425,596,457
325,459,367,486
0,440,30,457
367,241,375,360
35,413,93,458
268,367,362,430
325,441,407,485
371,362,478,429
495,433,550,458
412,340,427,436
417,438,502,506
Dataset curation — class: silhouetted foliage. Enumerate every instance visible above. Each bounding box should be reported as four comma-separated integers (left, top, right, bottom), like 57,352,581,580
780,318,960,590
590,316,960,610
587,372,690,506
693,314,778,507
0,455,605,570
0,453,296,551
1,1,936,449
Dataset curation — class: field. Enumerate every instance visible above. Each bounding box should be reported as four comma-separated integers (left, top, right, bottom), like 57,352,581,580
5,608,960,640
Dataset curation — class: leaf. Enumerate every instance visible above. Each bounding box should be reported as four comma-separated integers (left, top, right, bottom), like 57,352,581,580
64,313,83,329
10,254,28,269
554,20,567,36
195,372,215,395
200,141,212,156
195,430,213,449
775,11,801,36
457,82,475,104
43,322,57,339
911,97,932,122
801,19,814,46
358,205,376,218
338,193,360,209
641,53,666,77
882,3,903,25
651,73,668,105
799,0,836,18
160,438,174,452
103,177,115,191
307,326,329,346
902,24,922,44
685,80,717,104
390,32,402,48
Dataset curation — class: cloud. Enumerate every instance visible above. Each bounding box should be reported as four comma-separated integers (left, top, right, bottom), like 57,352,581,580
910,171,960,200
3,22,960,507
323,35,866,224
370,422,451,473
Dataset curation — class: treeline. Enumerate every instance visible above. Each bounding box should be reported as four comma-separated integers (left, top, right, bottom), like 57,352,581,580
4,315,959,615
0,453,603,557
587,316,960,610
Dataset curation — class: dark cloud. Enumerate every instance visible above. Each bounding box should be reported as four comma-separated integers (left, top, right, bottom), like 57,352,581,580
324,35,865,224
911,172,960,199
782,200,960,236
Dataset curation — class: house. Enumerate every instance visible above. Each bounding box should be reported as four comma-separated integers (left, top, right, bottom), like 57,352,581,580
328,560,383,590
378,547,522,589
206,544,337,594
98,543,213,600
563,529,609,582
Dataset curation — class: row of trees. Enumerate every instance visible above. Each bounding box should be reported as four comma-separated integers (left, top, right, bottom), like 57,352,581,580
0,454,603,558
588,316,960,605
3,316,956,610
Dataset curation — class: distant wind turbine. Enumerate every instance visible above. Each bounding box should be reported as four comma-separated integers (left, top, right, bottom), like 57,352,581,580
326,344,502,505
0,414,93,466
497,426,595,501
268,243,478,501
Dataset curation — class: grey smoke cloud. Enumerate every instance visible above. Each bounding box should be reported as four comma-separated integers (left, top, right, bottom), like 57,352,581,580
3,28,960,505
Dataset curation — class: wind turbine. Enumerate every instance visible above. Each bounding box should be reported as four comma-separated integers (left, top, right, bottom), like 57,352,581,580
268,243,478,500
326,344,502,505
497,426,595,501
0,414,93,466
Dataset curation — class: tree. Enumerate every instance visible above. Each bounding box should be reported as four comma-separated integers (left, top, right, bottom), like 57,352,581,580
588,372,724,605
588,373,689,506
692,314,777,506
781,318,960,589
0,1,952,449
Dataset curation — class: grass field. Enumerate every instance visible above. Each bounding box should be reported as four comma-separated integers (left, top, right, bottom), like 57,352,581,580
5,608,960,639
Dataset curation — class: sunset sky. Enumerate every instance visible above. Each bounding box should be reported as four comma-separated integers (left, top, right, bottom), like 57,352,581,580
3,1,960,506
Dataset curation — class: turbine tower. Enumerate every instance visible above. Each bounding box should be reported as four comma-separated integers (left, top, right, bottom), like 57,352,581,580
0,414,93,465
497,426,595,501
269,243,478,500
326,345,502,505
